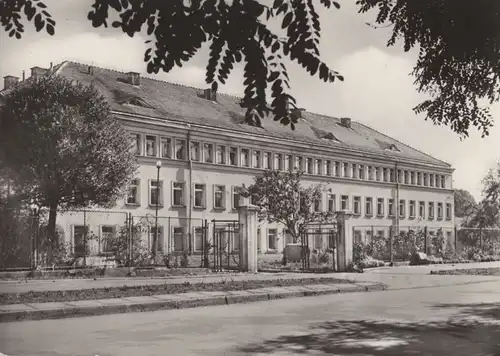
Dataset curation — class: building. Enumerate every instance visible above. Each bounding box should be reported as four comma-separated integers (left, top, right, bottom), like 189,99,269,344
1,61,455,258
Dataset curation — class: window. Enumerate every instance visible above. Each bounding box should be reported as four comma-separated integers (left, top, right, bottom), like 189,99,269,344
314,196,322,212
365,197,373,216
73,225,87,257
399,199,405,218
145,135,157,157
213,185,225,209
175,139,186,160
229,147,238,166
430,174,434,187
100,225,116,253
252,150,261,168
383,168,388,182
341,195,349,210
149,180,163,206
446,203,452,220
194,227,204,252
353,196,361,215
131,133,141,155
126,179,140,205
352,164,357,179
377,198,384,217
190,141,200,161
428,202,434,219
335,162,341,176
327,193,336,212
306,158,314,174
397,170,402,183
173,227,184,252
285,155,293,171
268,229,277,250
325,160,332,176
377,230,385,238
388,199,394,217
193,184,206,208
437,202,443,220
274,153,283,170
419,201,425,219
390,169,395,182
149,226,164,252
241,148,250,167
368,166,373,180
410,172,415,185
216,145,226,164
172,182,184,207
295,156,303,171
441,175,446,188
359,165,365,180
409,200,416,218
203,143,214,163
263,152,272,169
343,163,349,177
424,173,429,186
161,137,172,158
232,186,240,209
315,159,322,175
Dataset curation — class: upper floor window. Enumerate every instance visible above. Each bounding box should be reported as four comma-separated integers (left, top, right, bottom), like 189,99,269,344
315,159,322,175
358,165,365,180
241,148,250,167
409,200,416,218
285,155,293,171
295,156,303,171
213,185,226,209
419,201,425,219
353,196,361,215
388,199,395,217
229,147,238,166
203,143,214,163
377,198,384,217
446,203,452,220
161,137,172,158
131,133,141,155
175,139,186,160
253,150,261,168
126,179,140,205
263,152,272,169
325,160,332,176
428,202,434,219
327,193,336,212
341,195,349,210
274,153,283,171
146,135,157,157
190,141,200,161
343,163,349,177
172,182,184,207
149,180,163,206
437,202,443,220
306,158,314,174
399,199,405,218
335,162,341,177
365,197,373,216
193,183,206,208
216,145,226,164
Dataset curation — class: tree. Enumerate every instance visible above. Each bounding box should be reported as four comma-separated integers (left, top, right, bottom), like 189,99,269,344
0,75,138,242
240,170,336,243
454,189,477,219
3,1,500,137
465,161,500,228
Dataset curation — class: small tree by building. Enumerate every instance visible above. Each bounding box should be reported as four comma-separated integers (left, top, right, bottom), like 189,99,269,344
0,75,138,244
240,170,337,244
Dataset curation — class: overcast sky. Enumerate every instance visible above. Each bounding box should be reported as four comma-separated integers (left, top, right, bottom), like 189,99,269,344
1,0,498,201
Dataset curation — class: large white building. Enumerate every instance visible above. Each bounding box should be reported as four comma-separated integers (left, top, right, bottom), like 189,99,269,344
1,61,455,257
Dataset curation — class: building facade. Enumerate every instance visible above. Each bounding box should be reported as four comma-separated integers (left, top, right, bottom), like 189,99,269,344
1,62,455,256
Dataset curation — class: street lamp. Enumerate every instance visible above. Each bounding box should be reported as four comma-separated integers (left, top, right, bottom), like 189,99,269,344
152,160,162,262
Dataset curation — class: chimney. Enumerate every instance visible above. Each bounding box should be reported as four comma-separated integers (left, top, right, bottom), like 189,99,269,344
127,71,140,86
3,75,19,90
340,117,352,129
204,88,217,101
87,66,94,75
22,70,25,81
30,66,48,80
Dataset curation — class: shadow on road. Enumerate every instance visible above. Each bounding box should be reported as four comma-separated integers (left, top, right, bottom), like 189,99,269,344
235,303,500,355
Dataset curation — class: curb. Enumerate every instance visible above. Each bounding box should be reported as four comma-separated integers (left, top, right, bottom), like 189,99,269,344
0,283,386,323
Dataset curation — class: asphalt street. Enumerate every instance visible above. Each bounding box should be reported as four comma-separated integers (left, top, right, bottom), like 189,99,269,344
1,275,500,356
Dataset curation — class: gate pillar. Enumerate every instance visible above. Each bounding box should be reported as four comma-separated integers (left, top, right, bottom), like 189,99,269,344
336,210,354,272
237,200,259,273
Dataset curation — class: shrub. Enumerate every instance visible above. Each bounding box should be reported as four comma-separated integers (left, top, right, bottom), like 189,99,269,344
180,250,190,268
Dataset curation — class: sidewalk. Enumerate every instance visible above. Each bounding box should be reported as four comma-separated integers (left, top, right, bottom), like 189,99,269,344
0,282,384,323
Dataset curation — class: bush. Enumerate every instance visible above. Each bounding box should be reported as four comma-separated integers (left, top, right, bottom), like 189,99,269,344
180,250,190,268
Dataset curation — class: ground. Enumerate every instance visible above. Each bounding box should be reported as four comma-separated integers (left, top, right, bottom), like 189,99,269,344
1,266,500,355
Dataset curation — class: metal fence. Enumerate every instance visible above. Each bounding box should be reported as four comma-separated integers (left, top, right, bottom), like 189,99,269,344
352,225,500,262
352,225,455,262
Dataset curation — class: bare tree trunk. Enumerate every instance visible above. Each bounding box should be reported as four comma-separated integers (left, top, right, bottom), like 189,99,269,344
47,202,58,245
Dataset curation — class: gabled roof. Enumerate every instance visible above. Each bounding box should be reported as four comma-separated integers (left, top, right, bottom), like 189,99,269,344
2,61,451,168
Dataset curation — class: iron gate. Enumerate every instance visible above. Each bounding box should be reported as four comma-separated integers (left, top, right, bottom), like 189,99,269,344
302,223,339,271
204,220,241,272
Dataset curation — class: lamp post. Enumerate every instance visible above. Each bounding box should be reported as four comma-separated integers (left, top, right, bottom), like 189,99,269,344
152,160,162,262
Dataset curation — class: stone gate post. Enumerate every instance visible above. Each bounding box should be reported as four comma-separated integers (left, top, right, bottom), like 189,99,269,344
336,210,354,271
237,197,259,273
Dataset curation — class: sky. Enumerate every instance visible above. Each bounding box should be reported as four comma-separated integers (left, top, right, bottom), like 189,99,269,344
1,0,498,202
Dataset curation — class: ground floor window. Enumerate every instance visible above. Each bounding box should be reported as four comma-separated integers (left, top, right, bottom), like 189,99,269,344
173,227,184,252
268,229,277,250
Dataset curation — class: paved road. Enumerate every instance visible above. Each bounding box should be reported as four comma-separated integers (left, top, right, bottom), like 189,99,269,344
1,277,500,355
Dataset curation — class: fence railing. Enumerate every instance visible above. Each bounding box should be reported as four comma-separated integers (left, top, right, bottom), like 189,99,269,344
352,225,500,262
